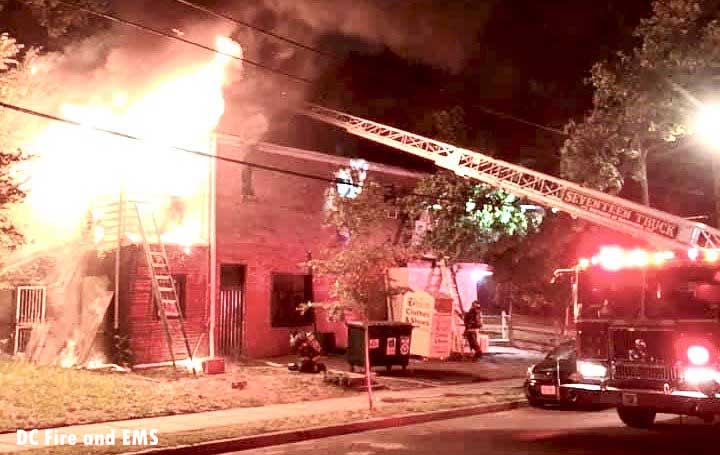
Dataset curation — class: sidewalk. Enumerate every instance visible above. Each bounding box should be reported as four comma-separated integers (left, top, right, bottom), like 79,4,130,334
0,378,524,453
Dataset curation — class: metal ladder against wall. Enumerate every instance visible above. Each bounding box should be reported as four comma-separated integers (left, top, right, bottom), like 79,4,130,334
133,203,196,374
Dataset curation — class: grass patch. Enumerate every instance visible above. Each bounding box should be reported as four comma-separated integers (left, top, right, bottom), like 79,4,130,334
0,359,356,432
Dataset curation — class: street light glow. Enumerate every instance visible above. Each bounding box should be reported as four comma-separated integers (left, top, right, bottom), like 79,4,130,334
694,103,720,149
471,269,493,282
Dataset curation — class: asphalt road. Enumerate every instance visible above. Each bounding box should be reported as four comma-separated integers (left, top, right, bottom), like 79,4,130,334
233,407,720,455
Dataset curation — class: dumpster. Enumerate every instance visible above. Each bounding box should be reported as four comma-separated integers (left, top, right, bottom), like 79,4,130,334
346,321,413,372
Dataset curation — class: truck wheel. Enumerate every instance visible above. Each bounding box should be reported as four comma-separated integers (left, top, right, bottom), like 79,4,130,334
617,406,656,428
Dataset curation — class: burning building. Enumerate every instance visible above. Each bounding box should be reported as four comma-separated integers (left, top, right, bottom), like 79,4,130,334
0,29,241,368
0,24,430,366
0,139,424,366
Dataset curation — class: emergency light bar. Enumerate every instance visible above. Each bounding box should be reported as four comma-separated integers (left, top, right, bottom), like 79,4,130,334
579,246,720,271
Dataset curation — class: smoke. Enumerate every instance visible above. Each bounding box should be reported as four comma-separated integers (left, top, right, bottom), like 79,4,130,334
226,0,492,73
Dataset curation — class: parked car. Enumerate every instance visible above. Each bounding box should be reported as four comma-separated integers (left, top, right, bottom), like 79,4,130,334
524,340,580,407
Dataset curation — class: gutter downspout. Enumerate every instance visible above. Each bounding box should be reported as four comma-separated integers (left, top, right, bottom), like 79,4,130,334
114,187,125,331
209,134,217,358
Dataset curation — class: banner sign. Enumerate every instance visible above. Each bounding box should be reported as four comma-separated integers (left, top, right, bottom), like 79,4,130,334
561,188,679,240
401,291,434,357
400,291,452,358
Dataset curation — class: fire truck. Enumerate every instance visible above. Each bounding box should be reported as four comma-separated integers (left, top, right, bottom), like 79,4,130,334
299,103,720,426
555,246,720,427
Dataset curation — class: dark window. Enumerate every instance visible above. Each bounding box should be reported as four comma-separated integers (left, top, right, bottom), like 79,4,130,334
270,273,313,327
153,274,187,320
221,265,245,288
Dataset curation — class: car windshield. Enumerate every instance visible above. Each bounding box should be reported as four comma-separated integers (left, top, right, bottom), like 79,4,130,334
546,343,575,360
578,266,720,320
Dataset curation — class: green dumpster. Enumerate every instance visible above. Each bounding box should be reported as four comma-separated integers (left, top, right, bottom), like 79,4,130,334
346,321,413,372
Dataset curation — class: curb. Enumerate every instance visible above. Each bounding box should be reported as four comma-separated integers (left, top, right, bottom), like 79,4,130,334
130,400,527,455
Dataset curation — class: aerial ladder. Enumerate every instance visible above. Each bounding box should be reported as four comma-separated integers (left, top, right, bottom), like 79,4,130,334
299,103,720,253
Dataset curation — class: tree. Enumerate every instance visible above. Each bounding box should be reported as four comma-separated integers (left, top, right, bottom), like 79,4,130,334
560,0,720,213
305,180,408,321
401,172,542,263
0,0,108,43
0,32,43,248
306,169,542,320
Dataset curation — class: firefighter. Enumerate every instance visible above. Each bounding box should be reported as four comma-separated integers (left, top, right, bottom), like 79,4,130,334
463,300,483,359
288,330,326,373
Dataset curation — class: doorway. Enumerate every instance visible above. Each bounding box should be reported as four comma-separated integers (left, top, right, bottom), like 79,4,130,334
217,264,245,357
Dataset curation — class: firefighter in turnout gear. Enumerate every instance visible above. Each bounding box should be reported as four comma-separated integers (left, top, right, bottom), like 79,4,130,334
463,300,483,359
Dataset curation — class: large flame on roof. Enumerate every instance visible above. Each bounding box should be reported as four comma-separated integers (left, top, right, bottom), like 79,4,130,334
11,36,242,249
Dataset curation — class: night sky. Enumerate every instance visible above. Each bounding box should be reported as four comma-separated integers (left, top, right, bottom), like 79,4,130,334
0,0,653,169
275,0,652,167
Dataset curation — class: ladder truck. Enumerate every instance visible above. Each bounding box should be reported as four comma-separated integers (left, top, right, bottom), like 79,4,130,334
300,103,720,427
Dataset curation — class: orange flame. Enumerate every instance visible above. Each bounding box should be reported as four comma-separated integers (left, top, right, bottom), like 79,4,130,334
11,36,242,249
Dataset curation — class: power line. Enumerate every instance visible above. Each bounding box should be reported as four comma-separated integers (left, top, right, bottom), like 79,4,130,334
470,105,567,136
125,0,566,136
49,0,313,84
0,100,341,185
170,0,334,59
0,100,513,205
31,1,567,139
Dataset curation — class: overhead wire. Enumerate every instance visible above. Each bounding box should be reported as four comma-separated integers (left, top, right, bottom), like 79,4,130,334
0,100,346,185
50,0,313,84
14,0,564,207
170,0,334,59
0,100,477,203
51,0,565,137
470,105,567,136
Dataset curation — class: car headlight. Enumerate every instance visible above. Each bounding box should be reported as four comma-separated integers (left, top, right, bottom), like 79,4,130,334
687,345,711,366
684,367,720,384
577,361,607,379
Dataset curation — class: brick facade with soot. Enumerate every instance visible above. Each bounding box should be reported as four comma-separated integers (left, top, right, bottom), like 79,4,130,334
123,138,421,363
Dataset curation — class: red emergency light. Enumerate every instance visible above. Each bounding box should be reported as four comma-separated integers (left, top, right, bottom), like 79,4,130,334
580,246,675,271
688,248,720,263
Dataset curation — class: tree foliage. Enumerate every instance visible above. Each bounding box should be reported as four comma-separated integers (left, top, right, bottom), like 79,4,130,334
0,0,109,41
560,0,720,210
0,32,41,248
402,172,542,263
305,181,408,321
307,169,542,319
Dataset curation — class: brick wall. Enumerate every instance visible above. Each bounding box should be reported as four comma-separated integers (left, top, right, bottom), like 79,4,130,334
215,140,421,358
121,245,209,365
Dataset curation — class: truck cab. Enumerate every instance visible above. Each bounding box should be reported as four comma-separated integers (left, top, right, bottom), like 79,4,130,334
561,246,720,427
